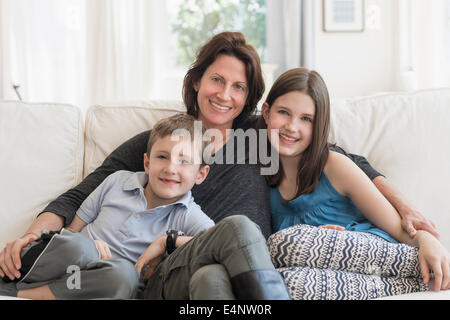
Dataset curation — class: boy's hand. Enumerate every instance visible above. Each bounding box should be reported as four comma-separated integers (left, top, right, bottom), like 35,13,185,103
135,236,166,280
93,240,112,259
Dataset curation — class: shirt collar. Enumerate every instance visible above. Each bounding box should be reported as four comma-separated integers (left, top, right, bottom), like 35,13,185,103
123,171,147,192
122,171,192,208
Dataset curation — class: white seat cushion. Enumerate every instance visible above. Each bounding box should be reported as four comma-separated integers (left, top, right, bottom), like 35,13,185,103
83,100,185,177
0,101,84,248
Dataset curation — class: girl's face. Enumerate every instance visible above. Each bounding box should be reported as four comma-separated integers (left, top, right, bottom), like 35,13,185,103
194,54,248,131
262,91,315,159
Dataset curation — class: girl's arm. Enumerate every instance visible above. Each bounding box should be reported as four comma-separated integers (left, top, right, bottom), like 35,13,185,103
325,151,450,291
325,151,414,245
332,145,438,239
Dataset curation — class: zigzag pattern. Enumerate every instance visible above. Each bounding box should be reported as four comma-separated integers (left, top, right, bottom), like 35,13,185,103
266,224,427,299
278,266,428,300
267,224,421,277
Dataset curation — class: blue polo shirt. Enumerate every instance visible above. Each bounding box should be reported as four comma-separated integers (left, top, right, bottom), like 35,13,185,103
77,170,214,264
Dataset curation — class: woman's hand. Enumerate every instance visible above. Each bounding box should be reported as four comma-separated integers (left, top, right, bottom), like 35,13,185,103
372,176,439,239
0,212,63,280
0,233,39,280
416,231,450,291
135,236,166,280
398,205,439,240
94,240,112,259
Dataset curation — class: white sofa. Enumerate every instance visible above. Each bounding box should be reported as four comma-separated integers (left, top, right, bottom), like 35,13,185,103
1,88,449,299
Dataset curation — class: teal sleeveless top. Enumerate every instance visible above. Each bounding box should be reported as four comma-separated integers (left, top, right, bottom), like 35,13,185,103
270,172,398,243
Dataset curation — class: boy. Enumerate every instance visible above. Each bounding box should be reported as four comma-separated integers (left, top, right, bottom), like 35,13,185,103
5,114,214,299
68,113,214,264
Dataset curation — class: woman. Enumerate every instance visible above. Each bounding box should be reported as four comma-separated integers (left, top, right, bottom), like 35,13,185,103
0,32,438,299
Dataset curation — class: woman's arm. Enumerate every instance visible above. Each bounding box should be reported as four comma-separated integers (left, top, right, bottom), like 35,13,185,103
0,131,149,281
331,145,383,181
332,145,438,238
0,212,64,280
372,176,439,238
41,130,150,226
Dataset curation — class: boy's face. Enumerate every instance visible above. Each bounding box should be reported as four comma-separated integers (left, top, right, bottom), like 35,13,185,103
144,135,209,205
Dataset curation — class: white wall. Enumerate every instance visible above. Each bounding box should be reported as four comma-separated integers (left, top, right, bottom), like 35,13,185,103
313,0,396,99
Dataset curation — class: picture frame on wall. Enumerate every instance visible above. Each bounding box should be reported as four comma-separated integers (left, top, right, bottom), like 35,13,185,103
323,0,365,32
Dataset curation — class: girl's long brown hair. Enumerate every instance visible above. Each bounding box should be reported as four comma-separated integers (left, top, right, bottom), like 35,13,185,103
257,68,331,200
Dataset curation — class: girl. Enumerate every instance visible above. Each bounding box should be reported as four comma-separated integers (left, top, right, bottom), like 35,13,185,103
259,68,450,299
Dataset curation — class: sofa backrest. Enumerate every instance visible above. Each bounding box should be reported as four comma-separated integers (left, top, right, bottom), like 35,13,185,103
83,101,185,177
2,89,449,250
329,88,450,248
0,101,84,248
84,90,450,248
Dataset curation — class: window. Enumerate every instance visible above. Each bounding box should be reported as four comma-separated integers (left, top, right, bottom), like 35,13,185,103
444,0,450,74
2,1,273,107
166,0,267,70
7,0,86,106
154,0,268,101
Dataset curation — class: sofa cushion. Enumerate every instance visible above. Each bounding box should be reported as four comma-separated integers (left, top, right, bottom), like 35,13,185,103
329,88,450,249
0,101,84,249
83,101,185,177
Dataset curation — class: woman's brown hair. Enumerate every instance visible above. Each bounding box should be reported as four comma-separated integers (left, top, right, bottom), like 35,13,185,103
258,68,331,200
183,31,265,129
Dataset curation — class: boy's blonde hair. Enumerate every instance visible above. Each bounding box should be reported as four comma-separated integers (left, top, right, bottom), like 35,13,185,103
147,113,208,166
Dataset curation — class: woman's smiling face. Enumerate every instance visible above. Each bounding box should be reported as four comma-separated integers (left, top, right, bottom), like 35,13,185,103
194,54,248,131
